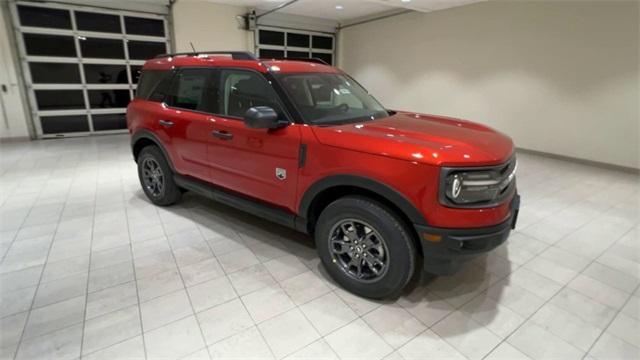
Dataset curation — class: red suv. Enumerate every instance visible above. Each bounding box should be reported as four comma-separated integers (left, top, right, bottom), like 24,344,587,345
127,51,519,299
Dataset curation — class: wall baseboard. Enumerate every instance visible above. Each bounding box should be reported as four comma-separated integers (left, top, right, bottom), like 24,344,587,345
516,147,639,174
0,136,30,144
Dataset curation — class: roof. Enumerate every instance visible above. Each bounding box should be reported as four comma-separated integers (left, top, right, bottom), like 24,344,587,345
142,53,340,74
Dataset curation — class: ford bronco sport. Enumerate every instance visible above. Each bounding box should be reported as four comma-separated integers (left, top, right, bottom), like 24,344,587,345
127,51,519,299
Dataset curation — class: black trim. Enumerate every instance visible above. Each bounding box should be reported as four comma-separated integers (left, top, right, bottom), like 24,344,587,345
415,193,520,275
299,175,427,226
130,130,176,171
155,51,258,60
264,71,304,124
264,57,328,65
173,174,297,229
298,143,307,168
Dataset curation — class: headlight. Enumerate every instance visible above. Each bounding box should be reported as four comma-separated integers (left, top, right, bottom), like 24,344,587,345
440,158,517,208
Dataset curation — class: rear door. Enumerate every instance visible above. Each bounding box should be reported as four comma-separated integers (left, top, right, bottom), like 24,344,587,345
160,68,219,181
207,69,301,211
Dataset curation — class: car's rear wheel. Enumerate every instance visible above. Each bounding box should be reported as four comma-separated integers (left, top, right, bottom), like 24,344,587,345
315,196,416,299
137,146,181,206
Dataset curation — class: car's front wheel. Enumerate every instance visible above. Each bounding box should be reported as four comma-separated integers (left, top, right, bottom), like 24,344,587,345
137,146,182,206
315,196,416,299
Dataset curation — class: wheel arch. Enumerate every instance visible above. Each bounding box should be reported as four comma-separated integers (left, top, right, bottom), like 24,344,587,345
131,130,175,171
298,175,427,249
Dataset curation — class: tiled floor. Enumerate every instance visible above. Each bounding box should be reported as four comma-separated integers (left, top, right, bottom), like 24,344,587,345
0,134,638,360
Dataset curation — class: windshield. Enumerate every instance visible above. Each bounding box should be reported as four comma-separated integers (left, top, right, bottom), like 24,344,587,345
275,73,390,125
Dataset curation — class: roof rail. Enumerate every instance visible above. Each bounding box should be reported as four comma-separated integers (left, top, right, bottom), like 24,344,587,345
261,57,329,65
155,51,258,60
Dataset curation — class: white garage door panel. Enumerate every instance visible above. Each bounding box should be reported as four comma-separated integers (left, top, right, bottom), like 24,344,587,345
11,1,171,138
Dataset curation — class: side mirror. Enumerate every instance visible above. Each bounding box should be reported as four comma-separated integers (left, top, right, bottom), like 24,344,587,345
243,106,287,129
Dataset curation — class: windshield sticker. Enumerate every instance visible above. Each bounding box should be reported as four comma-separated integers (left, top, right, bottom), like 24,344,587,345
339,88,351,95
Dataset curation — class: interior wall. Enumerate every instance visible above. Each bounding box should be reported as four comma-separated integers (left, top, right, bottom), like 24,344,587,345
0,3,31,139
338,0,639,169
172,0,251,53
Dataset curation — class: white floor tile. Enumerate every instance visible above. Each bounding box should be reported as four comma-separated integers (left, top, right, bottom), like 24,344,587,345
187,276,237,313
324,319,393,360
258,308,320,358
300,292,358,335
144,315,205,360
15,323,83,360
241,285,295,323
82,305,141,355
397,329,466,360
607,313,640,347
432,311,502,359
141,289,193,331
82,336,145,360
23,295,85,340
280,271,331,305
208,326,274,359
363,305,426,349
508,321,584,360
196,298,254,345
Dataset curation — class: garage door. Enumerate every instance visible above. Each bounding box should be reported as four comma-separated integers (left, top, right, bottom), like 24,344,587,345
10,1,170,138
256,26,335,66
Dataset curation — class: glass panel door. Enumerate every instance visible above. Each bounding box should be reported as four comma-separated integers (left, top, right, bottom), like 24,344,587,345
12,1,170,137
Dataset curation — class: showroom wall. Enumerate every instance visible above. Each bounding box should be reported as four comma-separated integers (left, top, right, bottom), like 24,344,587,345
338,0,639,169
172,0,252,53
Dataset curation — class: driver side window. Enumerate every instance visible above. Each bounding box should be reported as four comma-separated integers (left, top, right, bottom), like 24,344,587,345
220,70,283,118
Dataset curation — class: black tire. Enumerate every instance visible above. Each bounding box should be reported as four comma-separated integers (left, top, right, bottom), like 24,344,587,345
315,196,416,299
137,146,182,206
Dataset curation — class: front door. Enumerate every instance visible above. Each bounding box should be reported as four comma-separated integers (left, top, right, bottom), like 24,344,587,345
207,69,301,211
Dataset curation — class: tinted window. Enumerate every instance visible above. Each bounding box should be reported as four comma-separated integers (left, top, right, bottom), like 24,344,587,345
29,63,80,84
166,68,219,112
41,115,89,134
128,41,166,60
136,70,171,100
92,113,126,131
259,30,284,46
88,90,130,108
18,5,71,29
75,12,121,33
277,73,388,125
220,70,281,118
125,16,165,36
35,90,85,110
259,49,284,59
84,64,128,84
23,34,76,57
312,35,333,50
287,33,309,48
80,38,124,59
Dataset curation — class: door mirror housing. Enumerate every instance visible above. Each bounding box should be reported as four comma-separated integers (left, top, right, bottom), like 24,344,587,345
243,106,287,129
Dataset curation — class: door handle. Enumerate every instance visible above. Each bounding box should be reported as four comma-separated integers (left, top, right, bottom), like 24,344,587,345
212,130,233,140
159,119,174,127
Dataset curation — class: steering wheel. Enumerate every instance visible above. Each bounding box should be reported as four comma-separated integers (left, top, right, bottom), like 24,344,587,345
337,103,349,113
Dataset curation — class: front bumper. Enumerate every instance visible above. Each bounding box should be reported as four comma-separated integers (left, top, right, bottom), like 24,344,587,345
414,194,520,275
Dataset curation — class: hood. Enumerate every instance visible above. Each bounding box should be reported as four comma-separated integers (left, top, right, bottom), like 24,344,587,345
311,111,514,166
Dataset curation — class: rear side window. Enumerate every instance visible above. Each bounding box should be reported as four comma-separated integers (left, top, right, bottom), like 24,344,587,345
165,68,219,112
136,70,171,101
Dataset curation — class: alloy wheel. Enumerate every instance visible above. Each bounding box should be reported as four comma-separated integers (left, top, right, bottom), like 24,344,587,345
328,219,389,282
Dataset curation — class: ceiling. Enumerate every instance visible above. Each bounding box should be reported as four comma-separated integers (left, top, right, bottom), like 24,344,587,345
206,0,485,22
